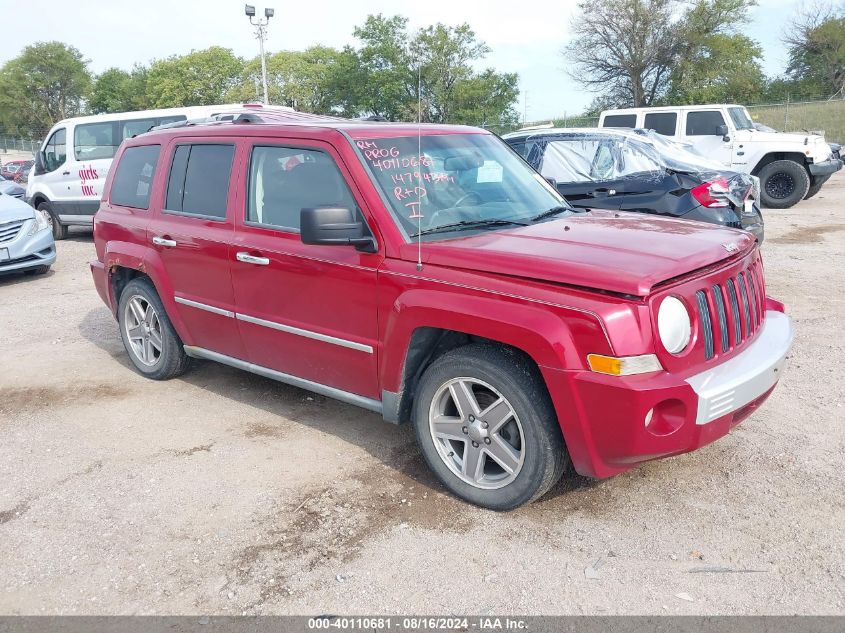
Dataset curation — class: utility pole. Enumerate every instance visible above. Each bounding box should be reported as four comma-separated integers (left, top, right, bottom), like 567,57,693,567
244,4,274,105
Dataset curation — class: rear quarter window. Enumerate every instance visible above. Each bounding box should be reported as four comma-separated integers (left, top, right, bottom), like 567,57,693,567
602,114,637,128
110,145,161,209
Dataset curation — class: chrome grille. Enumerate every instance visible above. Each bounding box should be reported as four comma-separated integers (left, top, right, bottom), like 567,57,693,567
695,265,763,361
0,219,25,243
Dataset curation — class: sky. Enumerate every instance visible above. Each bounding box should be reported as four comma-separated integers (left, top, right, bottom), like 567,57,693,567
0,0,805,121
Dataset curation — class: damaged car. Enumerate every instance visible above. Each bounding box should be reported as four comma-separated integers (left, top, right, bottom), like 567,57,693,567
504,128,764,242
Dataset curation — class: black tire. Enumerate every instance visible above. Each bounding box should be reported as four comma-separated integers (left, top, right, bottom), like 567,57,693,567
412,344,567,510
37,201,68,240
758,160,810,209
117,277,191,380
24,265,51,275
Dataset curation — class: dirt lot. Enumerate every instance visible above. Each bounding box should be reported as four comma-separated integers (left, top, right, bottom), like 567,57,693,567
1,174,843,616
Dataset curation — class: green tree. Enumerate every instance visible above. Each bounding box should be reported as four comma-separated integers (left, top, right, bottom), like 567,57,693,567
228,46,345,112
784,3,845,98
145,47,244,107
564,0,760,107
89,65,150,113
0,41,91,137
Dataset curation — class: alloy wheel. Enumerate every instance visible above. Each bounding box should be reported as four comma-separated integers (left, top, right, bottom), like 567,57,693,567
428,377,525,489
765,172,796,200
123,295,163,367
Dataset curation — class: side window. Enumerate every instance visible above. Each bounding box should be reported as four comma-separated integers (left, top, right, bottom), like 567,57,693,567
246,145,359,231
75,122,118,160
602,114,636,128
685,110,726,136
643,112,677,136
110,145,161,209
121,118,157,140
165,144,234,219
44,128,67,172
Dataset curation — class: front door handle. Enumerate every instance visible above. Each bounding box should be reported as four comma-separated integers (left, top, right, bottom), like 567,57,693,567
236,252,270,265
152,236,177,247
62,170,71,176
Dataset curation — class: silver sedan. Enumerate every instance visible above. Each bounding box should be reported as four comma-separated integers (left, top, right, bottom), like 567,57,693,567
0,191,56,276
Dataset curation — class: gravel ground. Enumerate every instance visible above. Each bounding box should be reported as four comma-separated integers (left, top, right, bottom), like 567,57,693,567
1,174,843,616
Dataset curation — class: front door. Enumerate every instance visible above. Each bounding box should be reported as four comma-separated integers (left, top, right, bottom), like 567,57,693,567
682,110,733,167
230,138,382,399
151,140,245,360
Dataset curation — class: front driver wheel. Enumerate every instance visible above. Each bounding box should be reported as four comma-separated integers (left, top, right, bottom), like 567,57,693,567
37,202,68,240
118,278,190,380
413,344,567,510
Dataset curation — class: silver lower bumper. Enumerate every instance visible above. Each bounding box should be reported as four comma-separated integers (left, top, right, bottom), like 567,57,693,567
686,310,794,424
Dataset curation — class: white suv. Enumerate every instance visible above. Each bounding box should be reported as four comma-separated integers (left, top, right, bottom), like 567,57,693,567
599,104,842,208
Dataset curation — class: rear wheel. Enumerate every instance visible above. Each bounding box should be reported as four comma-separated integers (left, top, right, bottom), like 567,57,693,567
37,201,68,240
118,277,190,380
758,160,810,209
413,344,567,510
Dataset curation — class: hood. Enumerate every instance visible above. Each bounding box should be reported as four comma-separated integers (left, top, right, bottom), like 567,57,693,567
408,210,755,297
736,128,826,145
0,192,36,223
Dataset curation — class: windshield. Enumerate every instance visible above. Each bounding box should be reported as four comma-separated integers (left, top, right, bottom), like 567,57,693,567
728,107,755,130
353,134,568,240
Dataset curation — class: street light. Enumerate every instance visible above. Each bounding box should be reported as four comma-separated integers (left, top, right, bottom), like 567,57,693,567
245,4,274,105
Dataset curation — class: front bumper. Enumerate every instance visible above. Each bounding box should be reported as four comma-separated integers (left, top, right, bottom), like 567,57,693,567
545,308,794,478
808,158,843,176
0,219,56,273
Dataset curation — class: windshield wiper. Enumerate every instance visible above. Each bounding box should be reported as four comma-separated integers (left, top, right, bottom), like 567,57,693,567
530,205,581,222
411,218,528,237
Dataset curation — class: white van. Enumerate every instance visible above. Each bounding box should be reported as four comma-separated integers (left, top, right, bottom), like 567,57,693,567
598,104,842,208
26,104,286,239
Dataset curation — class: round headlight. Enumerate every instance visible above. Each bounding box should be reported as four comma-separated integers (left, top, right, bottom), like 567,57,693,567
658,296,691,354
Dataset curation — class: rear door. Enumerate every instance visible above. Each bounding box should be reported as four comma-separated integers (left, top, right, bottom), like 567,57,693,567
537,138,625,210
150,139,246,360
230,136,382,400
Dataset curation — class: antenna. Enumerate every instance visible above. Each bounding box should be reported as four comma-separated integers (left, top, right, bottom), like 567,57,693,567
416,61,423,272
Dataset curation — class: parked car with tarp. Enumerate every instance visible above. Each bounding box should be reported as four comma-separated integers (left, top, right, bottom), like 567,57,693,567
503,127,764,242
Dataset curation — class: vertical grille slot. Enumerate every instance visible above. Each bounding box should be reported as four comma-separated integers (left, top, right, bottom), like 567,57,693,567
737,272,752,335
696,290,715,360
712,284,729,353
746,269,759,328
726,279,742,345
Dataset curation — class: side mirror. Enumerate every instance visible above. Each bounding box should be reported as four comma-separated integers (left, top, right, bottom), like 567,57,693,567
300,207,376,253
33,149,46,176
544,176,558,188
716,124,730,142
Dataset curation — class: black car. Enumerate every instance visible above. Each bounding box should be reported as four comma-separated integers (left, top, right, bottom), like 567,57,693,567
503,128,764,241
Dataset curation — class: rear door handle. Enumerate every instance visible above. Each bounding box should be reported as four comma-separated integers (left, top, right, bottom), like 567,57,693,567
152,236,177,247
236,252,270,265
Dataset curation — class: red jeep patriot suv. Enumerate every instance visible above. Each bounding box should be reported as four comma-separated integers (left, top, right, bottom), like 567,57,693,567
91,110,794,509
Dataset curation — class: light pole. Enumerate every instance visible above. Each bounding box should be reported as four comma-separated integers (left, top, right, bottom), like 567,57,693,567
245,4,274,105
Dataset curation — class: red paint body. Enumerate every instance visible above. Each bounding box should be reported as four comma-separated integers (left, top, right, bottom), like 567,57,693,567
91,119,788,479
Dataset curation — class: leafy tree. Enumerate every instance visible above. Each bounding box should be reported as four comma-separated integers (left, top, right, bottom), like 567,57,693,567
563,0,682,107
228,46,345,112
145,47,244,107
344,14,518,125
564,0,761,107
0,41,91,137
666,33,765,104
784,3,845,98
89,65,150,113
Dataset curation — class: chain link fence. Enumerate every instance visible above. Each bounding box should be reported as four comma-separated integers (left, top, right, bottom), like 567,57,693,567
1,134,39,157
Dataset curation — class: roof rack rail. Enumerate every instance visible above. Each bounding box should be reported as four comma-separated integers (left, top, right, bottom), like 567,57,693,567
148,112,263,133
